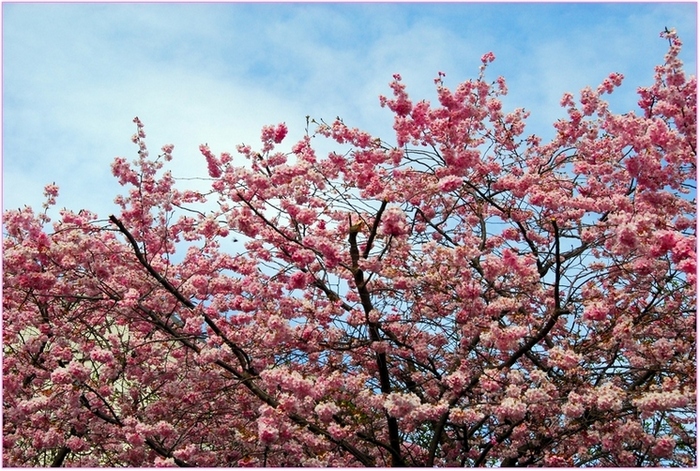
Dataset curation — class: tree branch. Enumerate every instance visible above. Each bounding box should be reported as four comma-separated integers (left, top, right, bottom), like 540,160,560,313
110,214,376,467
348,218,405,467
109,215,254,373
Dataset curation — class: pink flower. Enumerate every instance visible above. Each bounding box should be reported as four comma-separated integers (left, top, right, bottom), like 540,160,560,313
189,274,210,295
595,383,623,411
257,418,279,444
125,431,144,446
583,302,608,322
444,370,469,392
89,348,114,364
121,288,141,309
437,175,463,192
199,144,221,178
2,31,695,469
448,407,483,426
495,397,526,422
273,123,288,144
314,401,340,423
50,367,72,384
328,422,351,440
153,420,176,439
562,392,585,418
480,52,496,64
633,390,689,418
66,436,89,452
43,183,59,206
199,218,220,239
548,346,582,370
651,436,676,457
287,271,308,290
544,455,570,467
160,144,175,161
597,72,624,94
153,457,177,467
379,75,412,117
381,207,408,237
384,392,421,418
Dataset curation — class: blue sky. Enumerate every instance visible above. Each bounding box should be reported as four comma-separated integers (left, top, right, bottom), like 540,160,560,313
2,2,697,220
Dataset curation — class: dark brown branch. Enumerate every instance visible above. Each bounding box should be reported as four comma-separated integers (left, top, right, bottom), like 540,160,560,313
80,394,122,426
109,215,195,309
50,446,70,467
499,219,569,371
109,215,253,373
348,220,405,467
289,412,376,467
145,437,193,467
78,393,194,467
363,199,388,259
429,221,567,466
109,214,376,467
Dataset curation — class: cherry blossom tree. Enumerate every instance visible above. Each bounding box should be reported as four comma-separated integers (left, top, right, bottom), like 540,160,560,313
3,29,695,467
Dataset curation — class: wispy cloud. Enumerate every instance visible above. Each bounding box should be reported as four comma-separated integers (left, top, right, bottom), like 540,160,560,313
3,3,696,219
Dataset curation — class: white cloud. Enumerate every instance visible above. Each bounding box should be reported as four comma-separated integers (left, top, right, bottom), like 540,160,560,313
3,3,696,221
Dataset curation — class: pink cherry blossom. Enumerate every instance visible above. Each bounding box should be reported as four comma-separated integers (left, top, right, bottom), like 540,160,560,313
3,30,695,468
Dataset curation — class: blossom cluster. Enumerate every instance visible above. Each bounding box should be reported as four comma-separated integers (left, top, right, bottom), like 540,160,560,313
2,30,695,468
